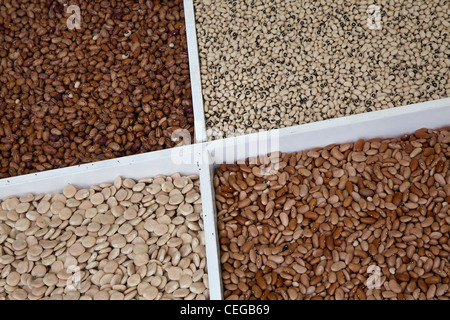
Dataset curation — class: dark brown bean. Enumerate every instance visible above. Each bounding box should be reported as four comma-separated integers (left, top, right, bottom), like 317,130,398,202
0,0,194,179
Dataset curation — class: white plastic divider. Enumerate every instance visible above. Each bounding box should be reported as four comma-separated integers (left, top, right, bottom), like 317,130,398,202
184,0,207,143
198,150,224,300
0,147,199,198
181,2,222,297
206,97,450,164
0,99,449,301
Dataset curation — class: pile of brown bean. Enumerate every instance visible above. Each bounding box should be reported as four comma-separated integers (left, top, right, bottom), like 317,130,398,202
215,127,450,300
0,0,194,178
195,0,450,138
0,174,208,300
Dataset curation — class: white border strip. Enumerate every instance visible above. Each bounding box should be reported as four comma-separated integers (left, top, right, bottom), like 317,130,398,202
0,146,197,197
206,97,450,162
184,0,207,143
199,150,223,300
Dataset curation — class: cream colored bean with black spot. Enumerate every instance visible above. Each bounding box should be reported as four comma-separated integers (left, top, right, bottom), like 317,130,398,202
195,0,450,138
